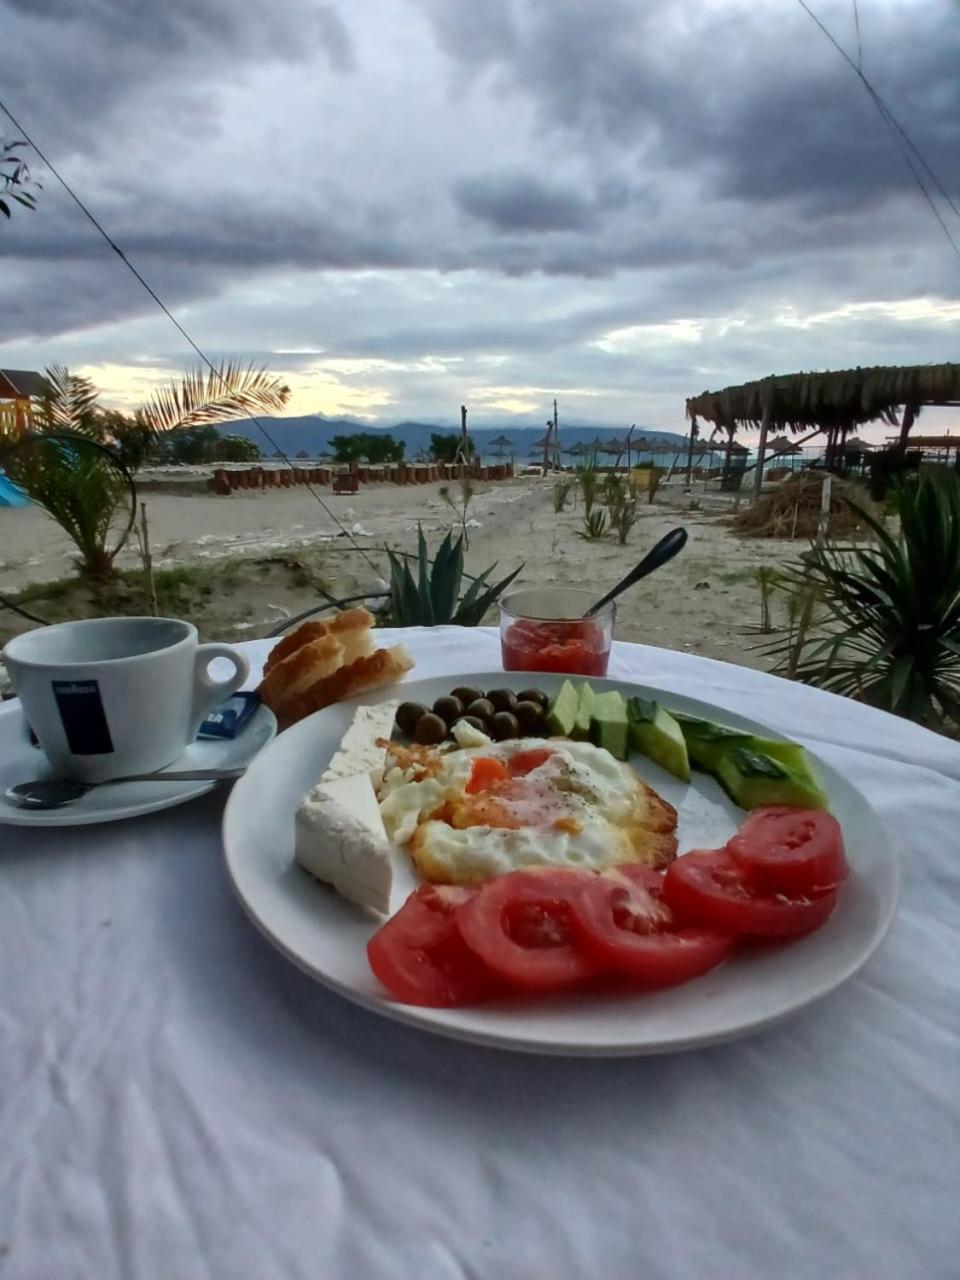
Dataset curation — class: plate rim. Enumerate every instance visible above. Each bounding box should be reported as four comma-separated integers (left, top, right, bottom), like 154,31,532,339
221,670,900,1056
0,699,277,827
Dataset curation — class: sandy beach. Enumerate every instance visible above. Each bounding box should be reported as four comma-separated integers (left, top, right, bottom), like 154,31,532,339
0,475,801,669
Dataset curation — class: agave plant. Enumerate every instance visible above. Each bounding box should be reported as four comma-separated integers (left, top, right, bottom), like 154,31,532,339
765,469,960,732
575,463,599,515
385,526,522,626
553,478,574,513
577,508,608,540
604,473,640,545
4,362,289,580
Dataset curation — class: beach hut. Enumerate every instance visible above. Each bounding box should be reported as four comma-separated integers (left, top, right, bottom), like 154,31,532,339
0,369,47,438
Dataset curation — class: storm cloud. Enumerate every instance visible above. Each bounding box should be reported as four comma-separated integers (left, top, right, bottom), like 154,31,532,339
1,0,957,432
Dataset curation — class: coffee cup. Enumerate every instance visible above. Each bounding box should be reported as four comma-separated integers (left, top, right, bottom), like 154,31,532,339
3,617,250,782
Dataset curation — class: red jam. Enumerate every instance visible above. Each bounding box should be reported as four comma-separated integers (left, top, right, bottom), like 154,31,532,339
501,617,610,676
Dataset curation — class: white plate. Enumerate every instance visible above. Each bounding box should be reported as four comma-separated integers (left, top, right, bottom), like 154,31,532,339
222,672,899,1056
0,699,277,827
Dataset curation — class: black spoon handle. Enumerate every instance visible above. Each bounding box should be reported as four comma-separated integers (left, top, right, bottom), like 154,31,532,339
585,527,688,617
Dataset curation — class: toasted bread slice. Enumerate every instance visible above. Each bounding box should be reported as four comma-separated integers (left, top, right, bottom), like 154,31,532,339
277,645,415,730
264,608,374,673
259,634,345,714
263,621,332,675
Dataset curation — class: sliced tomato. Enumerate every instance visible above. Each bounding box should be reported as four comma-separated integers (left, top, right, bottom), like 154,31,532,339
455,867,603,990
727,807,847,896
466,757,510,794
367,885,502,1007
571,866,735,985
663,849,839,939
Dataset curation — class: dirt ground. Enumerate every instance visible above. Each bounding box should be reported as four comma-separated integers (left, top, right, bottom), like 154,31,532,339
0,476,803,669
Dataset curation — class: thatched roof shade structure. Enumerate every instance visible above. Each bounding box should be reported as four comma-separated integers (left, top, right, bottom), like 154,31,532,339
766,435,801,456
685,362,960,493
686,363,960,436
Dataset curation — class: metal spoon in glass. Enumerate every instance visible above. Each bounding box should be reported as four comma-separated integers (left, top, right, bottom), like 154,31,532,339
5,766,248,811
585,526,688,616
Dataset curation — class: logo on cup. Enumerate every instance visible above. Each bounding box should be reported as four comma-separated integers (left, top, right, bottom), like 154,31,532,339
52,679,115,756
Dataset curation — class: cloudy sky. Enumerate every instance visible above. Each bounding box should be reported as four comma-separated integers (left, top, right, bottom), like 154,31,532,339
1,0,958,440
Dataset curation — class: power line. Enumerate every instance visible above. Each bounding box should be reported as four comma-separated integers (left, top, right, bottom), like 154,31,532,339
852,0,863,71
0,97,382,576
795,0,960,261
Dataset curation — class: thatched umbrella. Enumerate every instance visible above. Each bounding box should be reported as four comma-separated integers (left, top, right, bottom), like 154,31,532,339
489,433,513,460
603,437,627,469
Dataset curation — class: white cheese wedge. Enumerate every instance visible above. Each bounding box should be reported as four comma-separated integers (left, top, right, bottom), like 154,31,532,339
320,699,399,786
451,717,492,749
295,773,392,914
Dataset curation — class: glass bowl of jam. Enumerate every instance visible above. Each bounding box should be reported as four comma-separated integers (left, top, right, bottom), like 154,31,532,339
499,588,614,676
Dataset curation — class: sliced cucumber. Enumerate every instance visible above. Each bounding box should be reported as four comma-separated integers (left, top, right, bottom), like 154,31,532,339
546,678,579,738
572,682,595,741
675,713,753,773
591,690,629,761
715,745,827,810
627,698,691,781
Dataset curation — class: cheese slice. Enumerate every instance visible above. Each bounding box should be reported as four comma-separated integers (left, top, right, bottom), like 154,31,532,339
295,773,392,914
320,700,399,785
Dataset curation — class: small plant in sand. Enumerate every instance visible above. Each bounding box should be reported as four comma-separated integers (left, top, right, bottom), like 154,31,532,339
553,478,574,513
575,462,600,515
384,526,521,626
604,473,640,545
439,469,476,549
647,466,664,505
578,508,608,541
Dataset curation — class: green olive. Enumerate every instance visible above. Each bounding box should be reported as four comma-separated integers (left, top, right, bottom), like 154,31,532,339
514,700,545,731
396,701,429,734
486,688,518,713
490,711,520,741
466,698,495,723
414,712,448,745
433,695,464,724
517,688,549,708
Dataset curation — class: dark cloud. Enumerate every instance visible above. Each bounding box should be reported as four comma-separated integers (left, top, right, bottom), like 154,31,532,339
0,0,354,155
453,172,596,232
1,0,958,428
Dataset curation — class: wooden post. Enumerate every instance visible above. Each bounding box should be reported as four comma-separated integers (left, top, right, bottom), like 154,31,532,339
753,393,771,500
898,401,918,451
816,474,832,547
139,503,158,616
686,416,698,487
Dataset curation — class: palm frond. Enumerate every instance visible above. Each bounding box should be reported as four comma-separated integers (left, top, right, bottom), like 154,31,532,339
141,362,291,436
37,364,101,436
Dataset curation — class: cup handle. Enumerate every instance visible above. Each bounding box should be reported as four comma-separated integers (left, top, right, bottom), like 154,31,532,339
189,644,251,738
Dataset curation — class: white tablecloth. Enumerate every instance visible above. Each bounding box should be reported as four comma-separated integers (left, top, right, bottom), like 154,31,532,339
3,628,959,1280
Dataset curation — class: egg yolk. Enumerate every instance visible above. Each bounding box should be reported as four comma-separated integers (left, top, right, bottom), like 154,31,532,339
452,751,574,831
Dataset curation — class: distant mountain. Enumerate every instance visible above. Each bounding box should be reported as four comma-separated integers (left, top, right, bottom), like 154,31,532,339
213,415,687,460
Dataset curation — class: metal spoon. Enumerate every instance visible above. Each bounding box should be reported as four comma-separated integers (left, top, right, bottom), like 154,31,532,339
585,527,688,617
5,766,248,811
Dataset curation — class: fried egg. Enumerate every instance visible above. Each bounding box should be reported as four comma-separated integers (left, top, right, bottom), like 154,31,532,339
377,737,677,885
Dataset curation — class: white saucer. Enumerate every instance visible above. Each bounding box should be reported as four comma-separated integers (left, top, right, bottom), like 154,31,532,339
0,699,277,827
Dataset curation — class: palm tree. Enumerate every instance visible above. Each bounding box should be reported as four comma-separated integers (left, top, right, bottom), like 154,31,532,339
2,362,290,579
